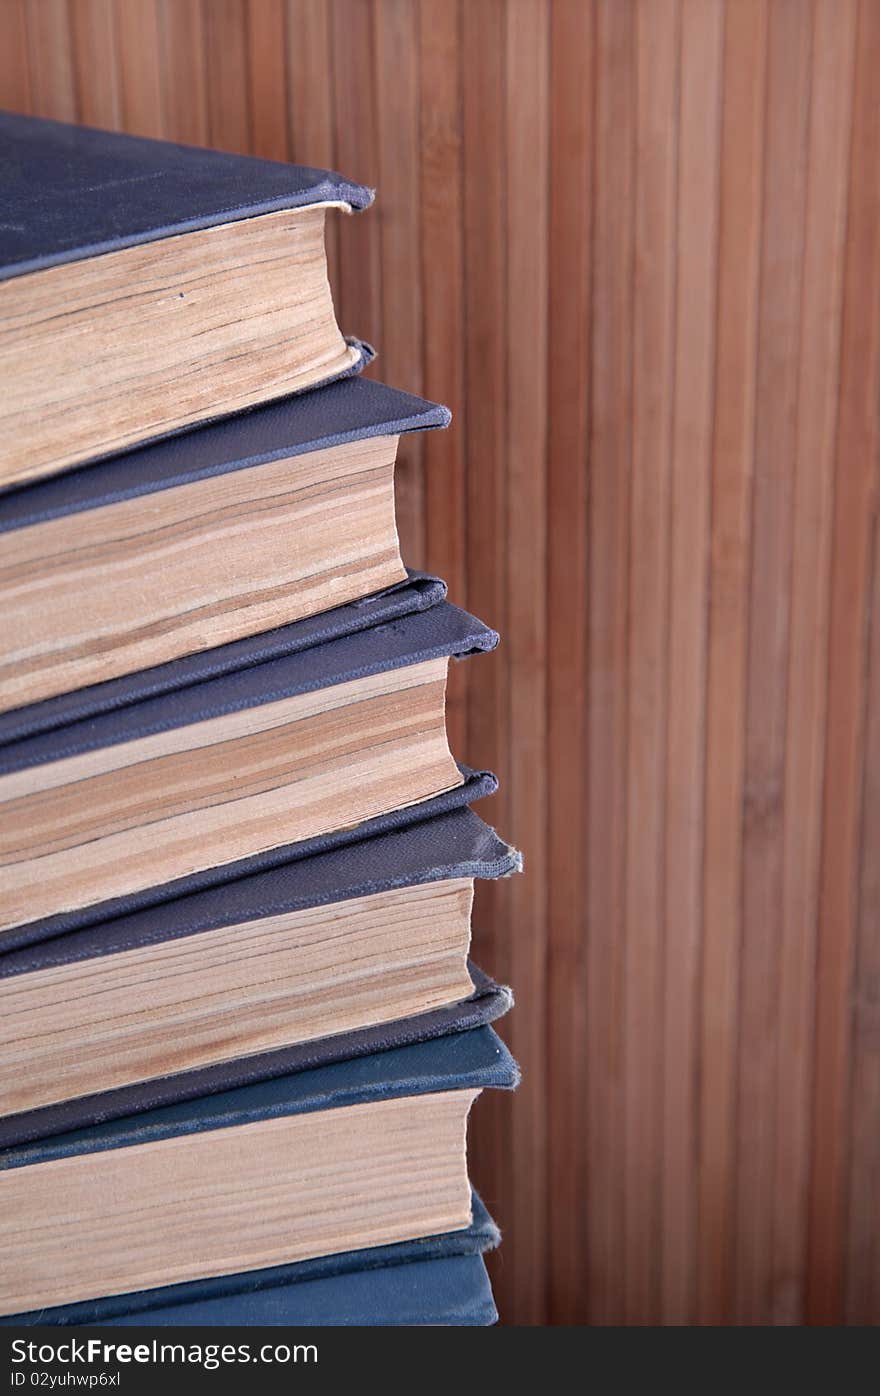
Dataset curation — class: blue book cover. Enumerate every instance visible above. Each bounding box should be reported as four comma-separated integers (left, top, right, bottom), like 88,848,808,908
0,113,376,487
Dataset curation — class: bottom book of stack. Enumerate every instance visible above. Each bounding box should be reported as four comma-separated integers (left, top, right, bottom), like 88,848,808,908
0,1029,516,1327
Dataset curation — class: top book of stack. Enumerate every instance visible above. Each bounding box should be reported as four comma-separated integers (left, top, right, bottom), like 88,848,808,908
0,115,459,706
0,112,374,489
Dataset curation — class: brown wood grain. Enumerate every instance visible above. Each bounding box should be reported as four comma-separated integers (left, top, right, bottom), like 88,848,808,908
503,0,550,1326
625,0,678,1326
808,0,880,1326
774,0,857,1325
70,0,122,129
545,0,593,1328
736,0,811,1324
285,0,338,284
699,0,766,1326
330,0,382,351
587,0,635,1325
375,0,425,568
846,496,880,1325
203,0,251,153
4,0,879,1325
419,0,467,757
0,0,33,114
246,0,289,163
459,0,512,1322
116,0,164,138
158,0,209,147
23,0,76,120
663,0,723,1327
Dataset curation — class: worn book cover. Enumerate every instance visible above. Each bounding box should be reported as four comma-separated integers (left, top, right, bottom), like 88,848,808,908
0,112,375,485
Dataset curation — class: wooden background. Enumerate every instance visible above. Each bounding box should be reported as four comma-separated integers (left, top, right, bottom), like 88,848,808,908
2,0,879,1325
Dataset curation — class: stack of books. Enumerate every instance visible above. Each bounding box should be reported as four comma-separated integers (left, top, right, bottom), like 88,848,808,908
0,113,519,1328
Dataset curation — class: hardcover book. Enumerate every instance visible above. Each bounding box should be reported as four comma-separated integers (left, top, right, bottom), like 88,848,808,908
0,113,374,487
0,1028,518,1317
0,602,497,938
0,963,511,1150
0,805,520,1137
4,1191,500,1326
0,378,450,711
0,570,448,747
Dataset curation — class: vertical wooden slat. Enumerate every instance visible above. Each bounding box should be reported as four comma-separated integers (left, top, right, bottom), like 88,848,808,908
246,0,289,162
846,510,880,1325
285,0,339,286
624,0,678,1327
0,0,33,114
23,0,76,120
662,0,723,1328
736,0,812,1326
69,0,121,129
330,0,382,352
202,0,252,153
587,0,635,1325
115,0,165,138
158,0,209,147
774,0,857,1326
374,0,425,567
502,0,550,1327
698,0,767,1326
419,0,467,754
808,0,880,1327
460,0,510,1318
545,0,593,1327
285,0,336,165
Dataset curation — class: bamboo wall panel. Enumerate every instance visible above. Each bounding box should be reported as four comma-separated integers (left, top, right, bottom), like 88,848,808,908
2,0,878,1325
